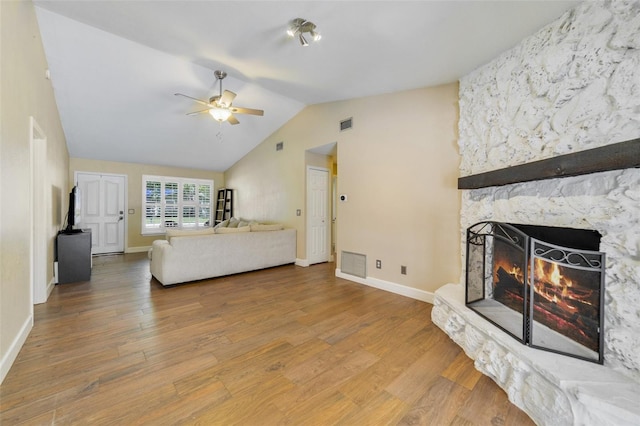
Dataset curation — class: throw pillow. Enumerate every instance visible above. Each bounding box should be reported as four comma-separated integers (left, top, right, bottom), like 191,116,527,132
213,218,230,229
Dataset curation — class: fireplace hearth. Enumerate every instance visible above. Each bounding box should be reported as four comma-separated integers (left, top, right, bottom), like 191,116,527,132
465,221,605,363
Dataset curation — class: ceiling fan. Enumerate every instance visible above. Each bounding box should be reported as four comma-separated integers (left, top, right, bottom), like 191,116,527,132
175,70,264,125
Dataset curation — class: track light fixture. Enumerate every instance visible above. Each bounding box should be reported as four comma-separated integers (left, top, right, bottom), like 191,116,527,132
287,18,321,46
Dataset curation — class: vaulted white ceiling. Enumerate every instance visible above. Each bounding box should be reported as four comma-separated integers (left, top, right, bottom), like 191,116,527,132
34,1,578,171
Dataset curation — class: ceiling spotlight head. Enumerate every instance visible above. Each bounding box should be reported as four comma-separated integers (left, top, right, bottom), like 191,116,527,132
287,18,320,46
287,18,306,36
310,30,321,42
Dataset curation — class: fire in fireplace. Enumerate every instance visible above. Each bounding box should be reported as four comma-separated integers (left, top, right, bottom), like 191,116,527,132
466,221,605,363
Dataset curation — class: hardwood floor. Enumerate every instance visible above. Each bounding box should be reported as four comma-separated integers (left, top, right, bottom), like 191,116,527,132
0,254,533,425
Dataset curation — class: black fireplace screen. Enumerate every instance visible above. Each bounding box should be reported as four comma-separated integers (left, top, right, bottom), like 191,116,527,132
465,221,605,363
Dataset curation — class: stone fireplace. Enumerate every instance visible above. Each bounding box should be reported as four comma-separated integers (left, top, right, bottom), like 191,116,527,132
465,221,605,364
431,2,640,425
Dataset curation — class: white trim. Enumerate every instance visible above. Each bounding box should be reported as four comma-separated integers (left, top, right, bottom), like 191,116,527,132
335,269,434,304
295,258,309,267
30,116,48,305
0,314,33,384
46,278,55,298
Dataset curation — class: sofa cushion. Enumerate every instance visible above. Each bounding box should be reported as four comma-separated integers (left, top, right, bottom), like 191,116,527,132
215,225,251,234
250,223,284,232
165,227,215,242
213,219,230,229
227,217,241,228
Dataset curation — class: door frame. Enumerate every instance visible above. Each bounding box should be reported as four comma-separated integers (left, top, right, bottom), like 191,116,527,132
30,116,51,305
74,171,128,254
331,175,337,261
306,166,331,265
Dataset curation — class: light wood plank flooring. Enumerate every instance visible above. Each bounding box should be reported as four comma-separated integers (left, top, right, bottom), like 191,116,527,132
0,253,533,425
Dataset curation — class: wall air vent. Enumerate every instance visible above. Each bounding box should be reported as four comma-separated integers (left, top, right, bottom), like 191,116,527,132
276,141,284,151
340,117,353,131
341,251,366,278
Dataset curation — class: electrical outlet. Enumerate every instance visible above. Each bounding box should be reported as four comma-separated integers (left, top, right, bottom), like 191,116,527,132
401,265,407,275
376,259,382,269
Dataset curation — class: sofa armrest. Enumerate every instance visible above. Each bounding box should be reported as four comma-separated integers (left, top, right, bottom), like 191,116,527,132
150,240,171,284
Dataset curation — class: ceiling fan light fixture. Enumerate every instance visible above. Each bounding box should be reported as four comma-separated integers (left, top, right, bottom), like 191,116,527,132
176,70,263,125
209,108,232,122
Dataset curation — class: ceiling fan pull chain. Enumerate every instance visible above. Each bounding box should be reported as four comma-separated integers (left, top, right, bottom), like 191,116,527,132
216,121,224,142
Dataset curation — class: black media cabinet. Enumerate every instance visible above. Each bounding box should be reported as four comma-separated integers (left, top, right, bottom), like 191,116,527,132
57,230,92,284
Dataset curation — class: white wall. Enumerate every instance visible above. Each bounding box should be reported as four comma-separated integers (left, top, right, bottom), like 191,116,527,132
1,0,69,383
69,157,225,251
226,84,461,297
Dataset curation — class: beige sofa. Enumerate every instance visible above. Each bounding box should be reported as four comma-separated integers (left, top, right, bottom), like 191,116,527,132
149,227,296,286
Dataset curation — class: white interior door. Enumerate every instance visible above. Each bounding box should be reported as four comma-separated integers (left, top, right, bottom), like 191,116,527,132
307,167,330,265
76,173,126,254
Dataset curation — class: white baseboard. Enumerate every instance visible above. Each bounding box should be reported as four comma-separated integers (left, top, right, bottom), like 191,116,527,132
0,314,33,384
295,258,309,267
46,277,55,298
335,269,434,304
125,246,152,254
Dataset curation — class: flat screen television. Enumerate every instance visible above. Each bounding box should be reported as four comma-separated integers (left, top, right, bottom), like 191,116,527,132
64,186,82,233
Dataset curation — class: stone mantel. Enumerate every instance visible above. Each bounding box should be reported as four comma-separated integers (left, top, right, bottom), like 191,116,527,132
458,138,640,190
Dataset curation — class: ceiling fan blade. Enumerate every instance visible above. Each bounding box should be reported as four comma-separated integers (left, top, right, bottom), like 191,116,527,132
229,106,264,116
175,93,211,108
227,114,240,125
219,90,236,107
186,109,211,116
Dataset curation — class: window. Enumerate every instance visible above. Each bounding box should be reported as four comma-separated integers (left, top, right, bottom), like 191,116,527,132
142,175,213,234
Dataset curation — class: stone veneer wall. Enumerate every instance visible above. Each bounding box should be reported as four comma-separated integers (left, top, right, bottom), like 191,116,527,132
457,0,640,383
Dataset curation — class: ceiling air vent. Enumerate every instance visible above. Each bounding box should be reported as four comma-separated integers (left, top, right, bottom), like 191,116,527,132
340,117,353,131
276,141,284,151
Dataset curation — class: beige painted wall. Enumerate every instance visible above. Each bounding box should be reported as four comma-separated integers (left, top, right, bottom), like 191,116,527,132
1,0,69,380
226,84,460,293
69,158,225,250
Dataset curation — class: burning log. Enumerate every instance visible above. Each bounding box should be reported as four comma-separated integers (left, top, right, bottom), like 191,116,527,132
496,266,522,289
